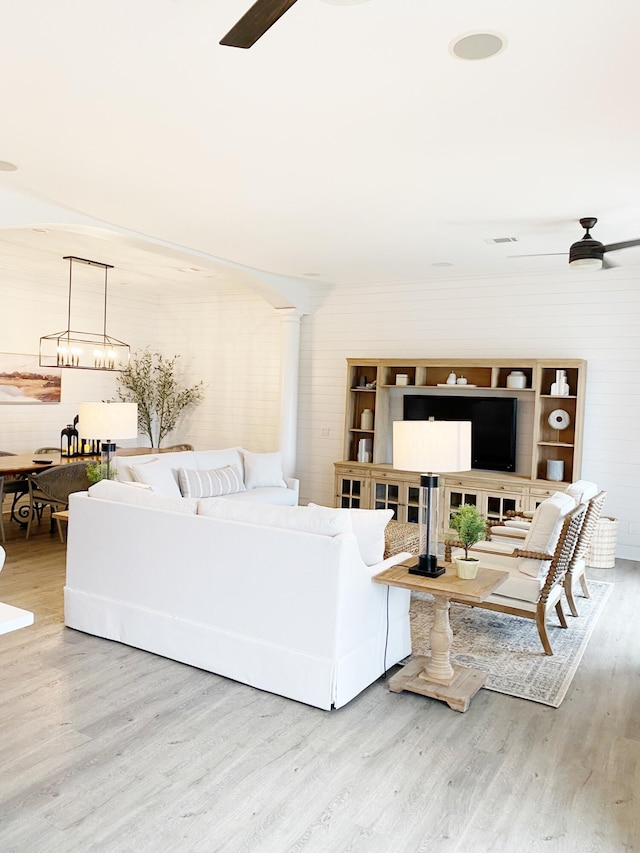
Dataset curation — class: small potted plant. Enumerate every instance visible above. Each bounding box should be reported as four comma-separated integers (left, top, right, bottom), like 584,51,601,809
447,504,487,579
86,461,114,485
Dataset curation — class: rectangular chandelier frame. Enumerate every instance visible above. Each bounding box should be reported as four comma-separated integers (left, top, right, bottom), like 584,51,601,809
39,256,131,372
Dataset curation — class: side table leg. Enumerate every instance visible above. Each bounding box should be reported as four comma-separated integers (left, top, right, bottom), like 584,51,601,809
421,594,454,683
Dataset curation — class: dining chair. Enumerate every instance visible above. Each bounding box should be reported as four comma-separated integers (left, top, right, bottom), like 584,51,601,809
26,461,91,540
0,451,26,543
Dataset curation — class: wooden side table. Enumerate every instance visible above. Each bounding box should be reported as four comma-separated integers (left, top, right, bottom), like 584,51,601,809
373,557,508,712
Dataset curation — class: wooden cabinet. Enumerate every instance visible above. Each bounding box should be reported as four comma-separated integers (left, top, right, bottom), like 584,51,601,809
336,356,587,535
334,463,567,538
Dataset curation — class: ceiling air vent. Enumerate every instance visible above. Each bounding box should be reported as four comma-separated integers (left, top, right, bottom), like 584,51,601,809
484,237,518,244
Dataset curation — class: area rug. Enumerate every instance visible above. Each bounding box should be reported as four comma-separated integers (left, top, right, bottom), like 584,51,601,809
405,581,613,707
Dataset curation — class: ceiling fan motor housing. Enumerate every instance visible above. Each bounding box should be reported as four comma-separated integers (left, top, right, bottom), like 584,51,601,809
569,237,605,264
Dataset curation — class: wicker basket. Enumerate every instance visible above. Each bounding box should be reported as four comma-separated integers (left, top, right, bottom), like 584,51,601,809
586,516,618,568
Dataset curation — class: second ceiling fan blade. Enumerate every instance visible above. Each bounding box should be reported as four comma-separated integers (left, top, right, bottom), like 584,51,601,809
602,238,640,253
220,0,299,48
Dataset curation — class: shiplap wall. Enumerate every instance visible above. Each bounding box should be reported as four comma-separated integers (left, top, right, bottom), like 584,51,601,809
296,271,640,561
156,284,282,452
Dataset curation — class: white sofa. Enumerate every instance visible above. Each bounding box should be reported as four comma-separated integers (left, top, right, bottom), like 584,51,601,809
111,447,299,506
64,483,412,710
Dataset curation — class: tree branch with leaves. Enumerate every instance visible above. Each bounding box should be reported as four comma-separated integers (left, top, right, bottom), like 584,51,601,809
116,350,204,448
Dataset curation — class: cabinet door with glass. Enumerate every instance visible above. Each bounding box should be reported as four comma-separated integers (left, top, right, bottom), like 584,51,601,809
371,475,420,522
485,492,522,526
335,467,371,509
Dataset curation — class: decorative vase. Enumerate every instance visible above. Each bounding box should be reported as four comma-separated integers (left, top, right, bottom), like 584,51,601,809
546,459,564,481
454,556,480,579
446,372,457,385
506,370,527,389
360,408,374,430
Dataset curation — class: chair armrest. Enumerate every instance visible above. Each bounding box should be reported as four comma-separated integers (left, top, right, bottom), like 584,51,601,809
284,477,299,498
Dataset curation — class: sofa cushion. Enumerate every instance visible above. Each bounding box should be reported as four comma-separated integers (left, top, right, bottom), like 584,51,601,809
308,504,393,567
129,459,182,498
178,465,245,499
520,491,576,578
194,448,244,475
221,486,297,506
242,450,286,490
197,498,351,537
112,451,197,483
88,479,198,514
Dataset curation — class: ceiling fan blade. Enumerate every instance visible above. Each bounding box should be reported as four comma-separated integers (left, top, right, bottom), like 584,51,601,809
602,238,640,253
220,0,299,48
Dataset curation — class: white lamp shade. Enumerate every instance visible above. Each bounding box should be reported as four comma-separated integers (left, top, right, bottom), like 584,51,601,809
393,420,471,473
77,402,138,440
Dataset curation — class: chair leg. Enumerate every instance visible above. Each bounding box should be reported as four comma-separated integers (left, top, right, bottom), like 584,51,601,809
579,574,591,599
564,575,579,618
555,600,568,628
536,609,553,656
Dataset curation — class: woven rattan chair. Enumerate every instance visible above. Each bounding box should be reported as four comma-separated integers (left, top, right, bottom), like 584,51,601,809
26,461,91,540
161,444,194,452
446,503,586,655
34,447,60,455
0,451,27,543
564,490,607,616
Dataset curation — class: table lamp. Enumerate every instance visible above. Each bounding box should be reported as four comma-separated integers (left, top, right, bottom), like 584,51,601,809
77,402,138,479
393,419,471,577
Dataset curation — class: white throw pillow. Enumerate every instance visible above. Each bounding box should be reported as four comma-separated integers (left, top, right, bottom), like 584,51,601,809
178,465,245,498
308,503,393,566
197,499,351,537
129,459,182,498
242,450,286,490
566,479,598,505
519,492,576,578
88,479,198,514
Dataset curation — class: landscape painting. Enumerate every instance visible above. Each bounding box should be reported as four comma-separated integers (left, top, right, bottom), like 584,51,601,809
0,353,62,403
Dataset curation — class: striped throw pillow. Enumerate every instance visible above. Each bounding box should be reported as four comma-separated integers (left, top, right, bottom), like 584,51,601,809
178,465,245,499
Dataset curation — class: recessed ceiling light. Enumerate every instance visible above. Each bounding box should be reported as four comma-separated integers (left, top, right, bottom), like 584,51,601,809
432,262,453,267
302,272,322,277
178,267,203,273
32,227,50,234
0,160,18,171
450,31,507,61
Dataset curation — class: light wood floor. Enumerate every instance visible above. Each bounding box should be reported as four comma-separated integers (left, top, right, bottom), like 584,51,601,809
1,522,639,853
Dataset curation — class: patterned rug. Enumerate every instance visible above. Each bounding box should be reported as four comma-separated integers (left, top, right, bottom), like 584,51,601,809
406,580,613,707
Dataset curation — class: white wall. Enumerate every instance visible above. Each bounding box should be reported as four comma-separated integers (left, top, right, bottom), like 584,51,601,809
295,270,640,561
156,284,282,452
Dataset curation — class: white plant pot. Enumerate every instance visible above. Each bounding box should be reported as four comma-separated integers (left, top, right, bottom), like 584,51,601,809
454,556,480,580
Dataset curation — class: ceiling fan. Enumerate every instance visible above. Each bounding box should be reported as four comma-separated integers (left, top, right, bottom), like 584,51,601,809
511,217,640,269
220,0,299,49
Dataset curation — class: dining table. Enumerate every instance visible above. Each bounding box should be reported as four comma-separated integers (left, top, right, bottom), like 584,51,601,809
0,452,97,529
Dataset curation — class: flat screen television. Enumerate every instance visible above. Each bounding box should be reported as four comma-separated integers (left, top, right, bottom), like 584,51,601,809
403,395,517,473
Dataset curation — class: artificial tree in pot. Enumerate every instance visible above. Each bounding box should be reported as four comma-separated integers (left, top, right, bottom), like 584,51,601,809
447,504,487,579
116,349,204,449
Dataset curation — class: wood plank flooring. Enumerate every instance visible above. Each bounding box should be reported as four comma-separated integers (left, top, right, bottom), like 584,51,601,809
0,522,639,852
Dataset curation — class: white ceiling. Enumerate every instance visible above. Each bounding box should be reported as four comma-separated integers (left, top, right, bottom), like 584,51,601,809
1,0,640,295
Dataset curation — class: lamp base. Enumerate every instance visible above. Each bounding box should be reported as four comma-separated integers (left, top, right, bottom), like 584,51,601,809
409,553,446,578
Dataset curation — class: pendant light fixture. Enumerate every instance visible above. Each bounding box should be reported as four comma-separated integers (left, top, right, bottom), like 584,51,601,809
39,255,130,371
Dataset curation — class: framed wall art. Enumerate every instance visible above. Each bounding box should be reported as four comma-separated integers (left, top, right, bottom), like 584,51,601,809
0,353,62,403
